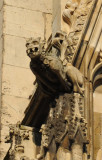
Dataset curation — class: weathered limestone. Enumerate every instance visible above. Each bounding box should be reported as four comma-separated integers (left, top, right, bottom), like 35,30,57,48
93,86,102,160
45,14,52,41
4,124,37,160
3,5,45,39
0,0,3,11
72,143,83,160
2,64,34,98
3,35,30,68
57,147,71,160
22,1,102,160
0,0,52,159
0,0,102,160
96,149,102,160
4,0,52,14
52,0,71,37
0,1,3,155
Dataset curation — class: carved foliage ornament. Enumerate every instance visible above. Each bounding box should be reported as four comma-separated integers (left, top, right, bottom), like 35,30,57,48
34,93,88,160
62,0,95,63
5,123,30,160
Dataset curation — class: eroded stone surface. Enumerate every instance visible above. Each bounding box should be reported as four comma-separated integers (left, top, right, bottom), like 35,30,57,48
57,147,71,160
3,5,45,38
0,1,52,159
2,64,35,98
4,0,52,14
3,35,30,68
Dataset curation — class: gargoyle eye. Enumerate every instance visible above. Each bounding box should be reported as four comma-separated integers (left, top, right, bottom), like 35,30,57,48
35,47,38,52
60,40,63,44
26,43,29,47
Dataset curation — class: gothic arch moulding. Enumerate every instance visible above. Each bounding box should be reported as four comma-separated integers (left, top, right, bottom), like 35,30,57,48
91,62,102,91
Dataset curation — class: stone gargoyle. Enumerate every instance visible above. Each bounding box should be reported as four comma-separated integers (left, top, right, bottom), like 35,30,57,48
26,31,84,97
26,31,84,160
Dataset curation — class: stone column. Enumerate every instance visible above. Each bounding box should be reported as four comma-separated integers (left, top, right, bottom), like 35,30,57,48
52,0,70,37
72,143,83,160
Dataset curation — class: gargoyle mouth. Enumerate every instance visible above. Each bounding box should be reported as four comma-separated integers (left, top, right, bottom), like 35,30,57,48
26,47,39,58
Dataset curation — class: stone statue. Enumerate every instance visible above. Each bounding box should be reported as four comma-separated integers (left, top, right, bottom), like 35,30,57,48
26,32,86,160
26,31,84,96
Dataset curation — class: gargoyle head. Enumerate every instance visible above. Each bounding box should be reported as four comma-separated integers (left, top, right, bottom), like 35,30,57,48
52,31,67,51
26,37,45,59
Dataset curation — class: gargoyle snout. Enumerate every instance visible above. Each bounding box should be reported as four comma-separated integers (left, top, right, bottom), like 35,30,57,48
52,38,64,50
26,48,34,55
26,47,39,54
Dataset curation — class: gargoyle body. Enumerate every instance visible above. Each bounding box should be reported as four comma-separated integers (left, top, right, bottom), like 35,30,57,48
26,37,72,96
26,32,84,96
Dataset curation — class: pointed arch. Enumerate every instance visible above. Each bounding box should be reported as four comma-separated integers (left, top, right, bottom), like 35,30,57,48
91,62,102,91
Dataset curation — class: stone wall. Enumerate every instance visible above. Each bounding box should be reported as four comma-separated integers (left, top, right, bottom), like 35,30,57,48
0,0,3,146
0,0,52,159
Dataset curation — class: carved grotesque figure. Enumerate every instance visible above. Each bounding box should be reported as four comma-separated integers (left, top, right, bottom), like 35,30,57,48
52,31,84,94
26,31,85,160
52,31,69,61
26,37,72,95
65,63,84,94
26,37,45,59
26,33,84,95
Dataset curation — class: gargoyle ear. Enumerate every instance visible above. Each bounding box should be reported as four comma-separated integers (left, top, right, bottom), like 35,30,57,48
25,37,33,46
37,37,41,42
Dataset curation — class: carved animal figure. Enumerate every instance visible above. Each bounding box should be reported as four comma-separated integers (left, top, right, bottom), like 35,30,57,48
26,37,72,96
26,33,84,160
65,63,84,94
52,31,84,94
26,33,84,96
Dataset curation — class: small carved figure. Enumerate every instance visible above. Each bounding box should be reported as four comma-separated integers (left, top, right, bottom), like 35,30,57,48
65,63,84,94
52,31,70,61
52,31,84,94
62,0,78,25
